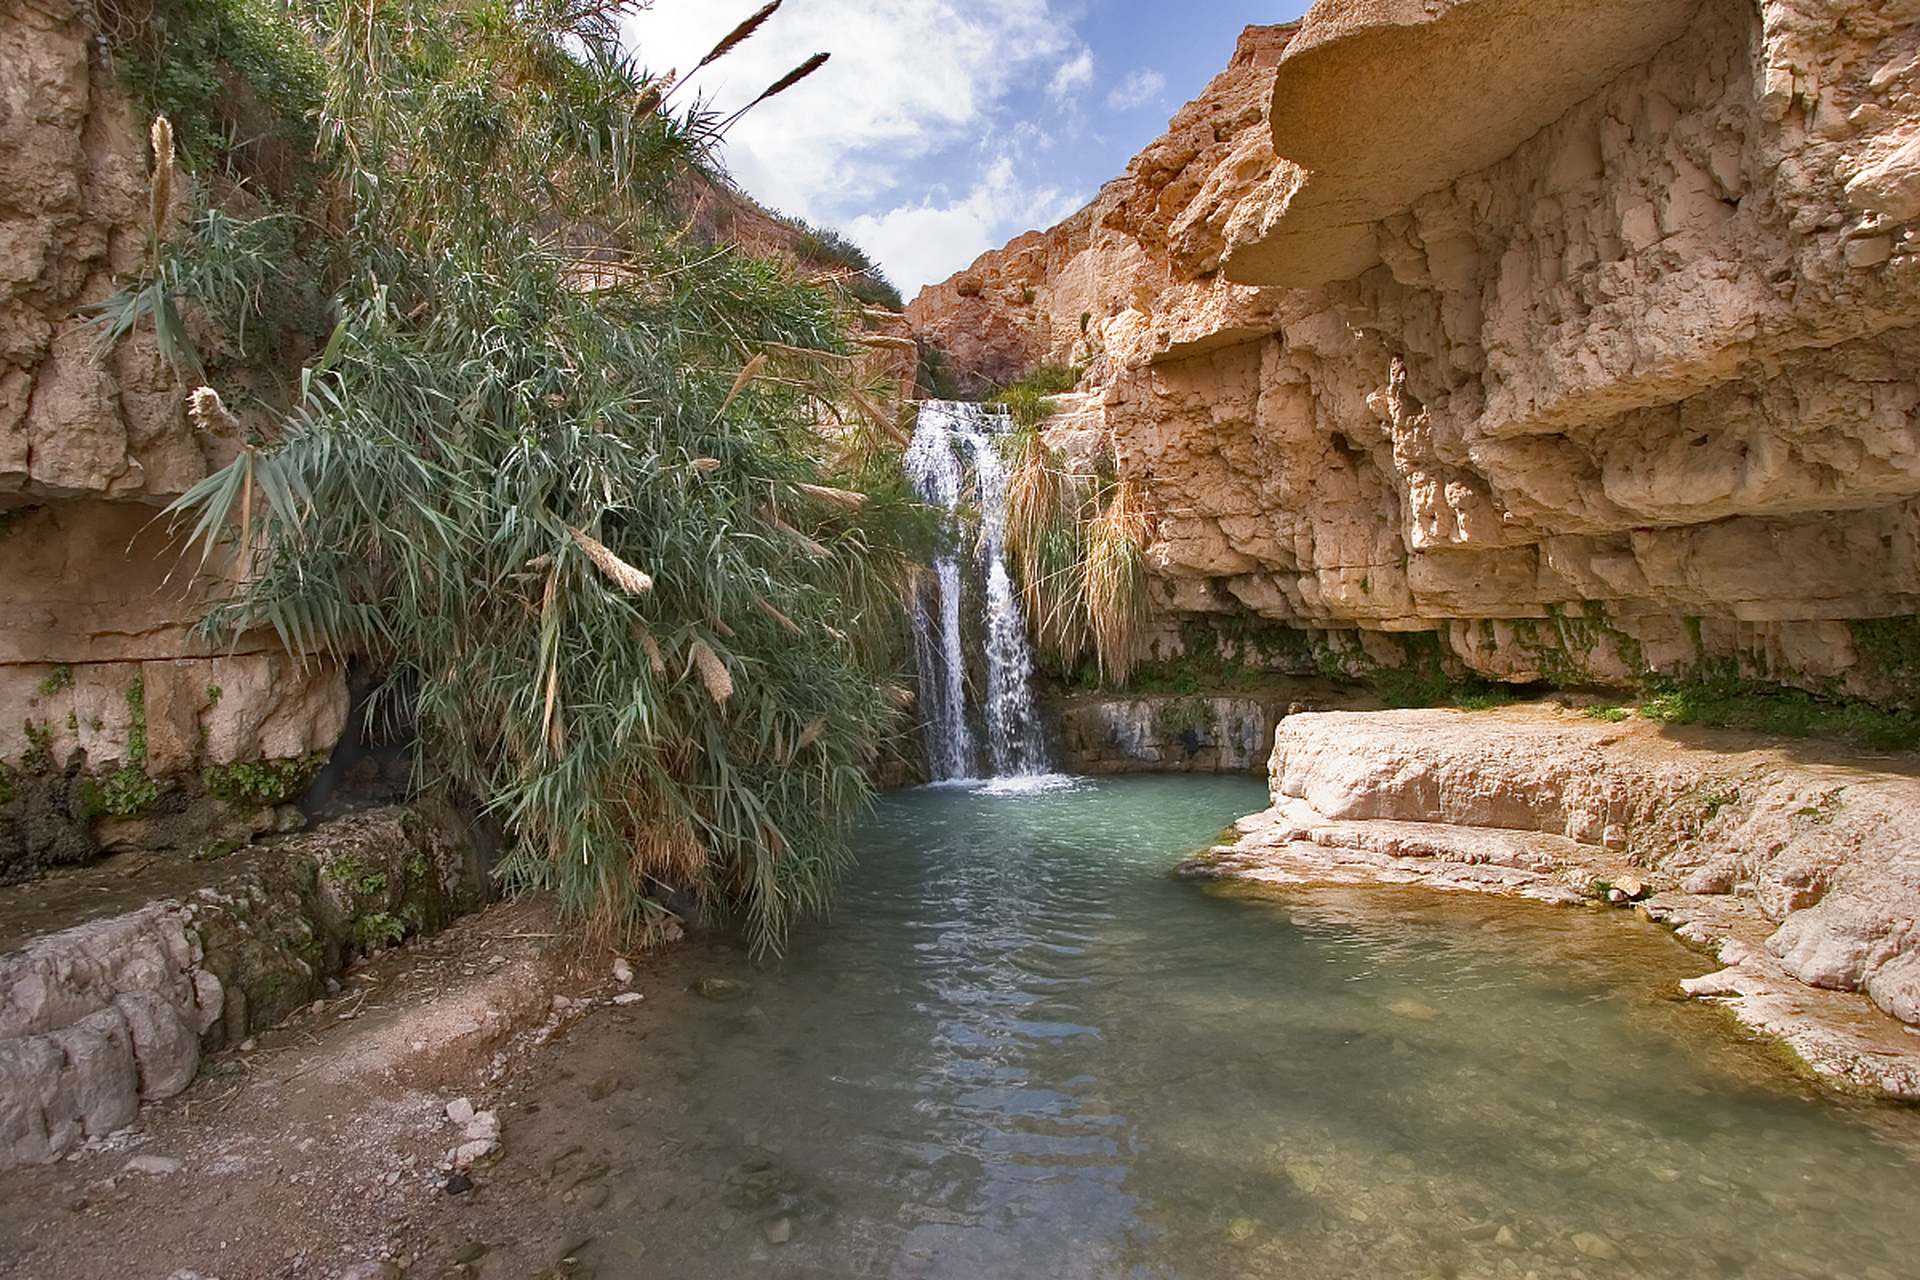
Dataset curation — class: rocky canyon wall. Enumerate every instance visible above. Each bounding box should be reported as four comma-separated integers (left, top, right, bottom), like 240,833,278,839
1,0,346,875
909,0,1920,698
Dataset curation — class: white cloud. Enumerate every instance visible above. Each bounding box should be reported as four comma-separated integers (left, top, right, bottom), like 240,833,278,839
1046,48,1094,103
622,0,1075,223
846,157,1084,292
1105,67,1166,112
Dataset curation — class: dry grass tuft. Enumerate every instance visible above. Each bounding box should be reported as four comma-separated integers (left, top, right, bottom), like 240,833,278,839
1084,478,1153,684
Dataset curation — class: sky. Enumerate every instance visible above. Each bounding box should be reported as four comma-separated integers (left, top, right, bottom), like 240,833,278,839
620,1,1312,298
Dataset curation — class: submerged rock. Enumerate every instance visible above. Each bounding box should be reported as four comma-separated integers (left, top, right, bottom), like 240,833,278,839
694,977,752,1002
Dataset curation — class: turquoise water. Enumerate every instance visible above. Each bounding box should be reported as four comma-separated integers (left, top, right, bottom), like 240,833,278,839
678,775,1920,1279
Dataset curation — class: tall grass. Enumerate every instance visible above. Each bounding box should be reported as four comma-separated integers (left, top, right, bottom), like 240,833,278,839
997,424,1152,685
141,0,916,955
1083,479,1152,683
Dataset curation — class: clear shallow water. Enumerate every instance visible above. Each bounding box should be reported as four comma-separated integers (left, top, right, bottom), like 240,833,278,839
677,776,1920,1279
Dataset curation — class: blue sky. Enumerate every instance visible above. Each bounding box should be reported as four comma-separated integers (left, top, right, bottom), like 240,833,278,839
620,1,1311,296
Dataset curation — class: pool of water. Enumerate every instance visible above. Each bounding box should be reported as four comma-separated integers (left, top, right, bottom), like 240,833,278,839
667,775,1920,1279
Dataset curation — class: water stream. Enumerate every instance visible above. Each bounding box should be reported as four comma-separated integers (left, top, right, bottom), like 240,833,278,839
626,776,1920,1279
904,401,1048,780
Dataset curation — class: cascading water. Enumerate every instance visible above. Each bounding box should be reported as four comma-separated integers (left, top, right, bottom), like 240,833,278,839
904,401,1049,780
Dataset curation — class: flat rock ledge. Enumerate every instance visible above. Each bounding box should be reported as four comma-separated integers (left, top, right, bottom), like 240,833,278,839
1178,706,1920,1099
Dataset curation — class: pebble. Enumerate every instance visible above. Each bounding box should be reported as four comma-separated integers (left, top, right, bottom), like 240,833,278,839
613,992,645,1006
694,976,752,1001
124,1155,184,1175
450,1139,497,1168
1572,1231,1620,1260
612,958,634,984
1495,1225,1520,1249
764,1218,792,1245
447,1098,476,1127
338,1263,401,1280
444,1172,475,1195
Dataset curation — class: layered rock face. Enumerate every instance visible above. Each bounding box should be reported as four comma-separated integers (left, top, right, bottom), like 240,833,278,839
1,1,347,853
910,0,1920,693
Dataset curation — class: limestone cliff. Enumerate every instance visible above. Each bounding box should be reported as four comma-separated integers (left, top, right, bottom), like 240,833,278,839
1,0,345,873
910,0,1920,697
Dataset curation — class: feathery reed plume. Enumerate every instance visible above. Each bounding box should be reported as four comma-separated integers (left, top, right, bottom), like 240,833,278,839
187,386,242,437
690,640,733,703
882,684,914,709
721,52,829,128
148,116,174,255
697,1,780,69
629,621,667,675
754,52,829,103
570,527,654,594
797,718,824,749
795,482,866,509
1083,478,1153,685
758,598,801,633
712,353,765,423
690,456,722,471
759,504,828,558
632,70,674,120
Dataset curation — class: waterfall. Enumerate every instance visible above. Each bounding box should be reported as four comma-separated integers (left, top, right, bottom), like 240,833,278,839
904,401,1049,781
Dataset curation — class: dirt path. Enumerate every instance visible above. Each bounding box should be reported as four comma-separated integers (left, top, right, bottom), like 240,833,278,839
0,897,751,1280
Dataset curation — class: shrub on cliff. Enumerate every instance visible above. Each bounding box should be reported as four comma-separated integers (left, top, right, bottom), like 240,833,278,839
129,0,917,953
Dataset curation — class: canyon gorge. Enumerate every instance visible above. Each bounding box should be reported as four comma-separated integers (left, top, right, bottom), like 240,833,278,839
911,0,1920,699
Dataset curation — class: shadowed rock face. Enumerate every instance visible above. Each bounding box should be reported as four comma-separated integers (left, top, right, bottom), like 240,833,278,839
909,0,1920,696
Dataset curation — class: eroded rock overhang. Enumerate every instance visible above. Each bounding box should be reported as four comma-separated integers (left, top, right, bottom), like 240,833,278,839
1223,0,1705,289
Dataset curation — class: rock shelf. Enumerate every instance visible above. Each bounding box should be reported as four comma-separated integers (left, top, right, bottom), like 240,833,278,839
1181,706,1920,1097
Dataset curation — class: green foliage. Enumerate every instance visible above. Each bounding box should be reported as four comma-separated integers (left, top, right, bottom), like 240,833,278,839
1451,687,1514,712
160,0,917,956
986,364,1083,428
125,677,147,765
916,345,961,400
0,767,15,805
784,219,904,312
79,767,160,821
1850,615,1920,686
21,721,54,775
1639,679,1920,751
104,0,325,175
91,204,333,384
38,666,73,697
1582,703,1629,722
203,753,327,807
353,910,407,950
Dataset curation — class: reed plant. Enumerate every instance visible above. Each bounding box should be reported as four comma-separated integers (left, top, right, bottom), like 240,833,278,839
1083,478,1153,684
996,423,1153,684
141,0,910,955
